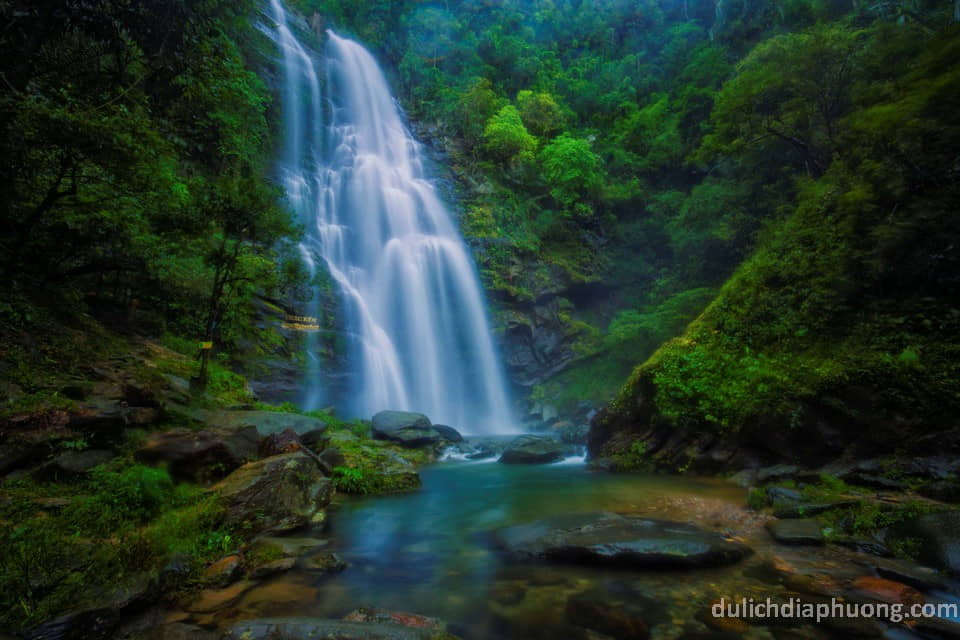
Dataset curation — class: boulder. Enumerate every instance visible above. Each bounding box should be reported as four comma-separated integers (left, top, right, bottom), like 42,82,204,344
371,411,442,447
259,428,305,457
299,551,347,573
34,449,114,481
558,423,589,445
222,618,455,640
766,519,825,545
135,426,259,482
492,511,751,569
215,452,332,534
430,424,463,443
887,511,960,575
300,429,331,454
848,576,924,607
498,435,564,464
343,608,446,633
566,587,656,639
202,555,242,588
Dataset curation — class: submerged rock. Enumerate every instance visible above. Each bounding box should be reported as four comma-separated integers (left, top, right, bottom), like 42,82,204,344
491,511,751,568
223,617,457,640
566,587,656,639
498,435,564,464
215,452,332,534
372,410,443,447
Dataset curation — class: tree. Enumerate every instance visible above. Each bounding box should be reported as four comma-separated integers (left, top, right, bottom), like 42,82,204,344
539,133,602,215
517,90,567,138
482,105,538,161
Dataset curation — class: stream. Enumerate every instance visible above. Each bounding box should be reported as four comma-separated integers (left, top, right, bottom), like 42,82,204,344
202,457,960,639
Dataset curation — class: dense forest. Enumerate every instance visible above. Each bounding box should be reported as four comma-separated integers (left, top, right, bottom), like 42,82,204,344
2,0,960,637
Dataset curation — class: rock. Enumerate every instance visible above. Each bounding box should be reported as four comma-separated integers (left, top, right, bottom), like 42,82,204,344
185,580,255,613
913,617,960,640
833,536,890,556
34,449,114,481
566,588,651,639
558,423,589,445
343,608,446,633
371,411,442,447
848,576,924,606
198,410,328,437
135,427,259,482
773,500,858,519
756,465,802,483
259,428,305,457
464,438,508,460
299,551,347,573
489,583,526,606
887,511,960,575
863,556,948,591
223,618,455,640
843,472,905,491
300,429,331,454
498,435,564,464
430,424,463,443
766,486,803,504
215,452,332,534
250,558,296,579
251,536,328,558
202,554,241,588
766,519,824,545
492,511,751,569
919,479,960,503
24,574,154,640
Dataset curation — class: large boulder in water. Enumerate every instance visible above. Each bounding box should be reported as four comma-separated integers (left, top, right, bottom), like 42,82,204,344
498,435,564,464
371,410,443,447
492,511,752,569
214,452,332,534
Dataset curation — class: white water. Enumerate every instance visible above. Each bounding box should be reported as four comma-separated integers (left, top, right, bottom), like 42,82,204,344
264,1,515,434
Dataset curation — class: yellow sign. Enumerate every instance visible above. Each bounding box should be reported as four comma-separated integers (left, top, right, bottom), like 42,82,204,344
199,341,213,350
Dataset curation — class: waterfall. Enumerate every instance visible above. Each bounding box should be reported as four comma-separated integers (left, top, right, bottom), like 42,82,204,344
264,0,515,434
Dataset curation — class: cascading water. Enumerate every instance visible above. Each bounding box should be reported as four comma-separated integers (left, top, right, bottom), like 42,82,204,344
264,0,515,434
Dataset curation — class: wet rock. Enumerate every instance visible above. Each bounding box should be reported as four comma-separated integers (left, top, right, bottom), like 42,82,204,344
766,486,803,504
766,519,824,545
756,465,802,483
372,411,443,447
223,617,456,640
842,472,905,491
887,511,960,575
184,580,255,613
847,576,924,606
33,448,114,481
558,423,589,445
259,428,304,457
566,589,650,640
198,410,328,437
251,536,328,558
913,617,960,640
498,435,564,464
135,426,259,482
430,424,463,443
250,557,296,579
833,536,890,556
464,438,508,460
202,554,241,588
299,551,347,573
343,608,447,633
863,556,948,591
489,583,526,606
492,511,751,569
215,452,332,534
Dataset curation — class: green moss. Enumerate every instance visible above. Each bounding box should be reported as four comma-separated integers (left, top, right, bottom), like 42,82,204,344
0,459,236,630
